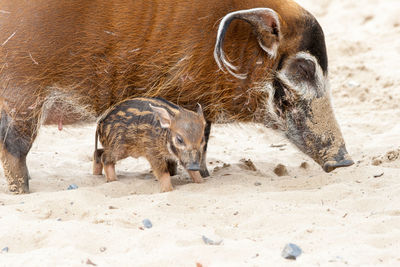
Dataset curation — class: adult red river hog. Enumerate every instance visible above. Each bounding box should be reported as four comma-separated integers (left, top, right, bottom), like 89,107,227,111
0,0,353,193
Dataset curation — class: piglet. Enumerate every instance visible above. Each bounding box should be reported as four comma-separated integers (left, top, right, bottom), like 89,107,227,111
93,97,206,192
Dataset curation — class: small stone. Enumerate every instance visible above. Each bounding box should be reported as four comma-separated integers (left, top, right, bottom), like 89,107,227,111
347,80,360,88
239,158,257,171
56,218,62,221
372,158,382,166
386,150,399,161
254,182,262,186
67,184,78,190
281,243,302,260
202,235,222,245
86,259,97,266
300,162,309,169
108,206,118,209
233,211,239,215
99,247,107,252
1,247,9,253
142,219,152,229
274,164,289,176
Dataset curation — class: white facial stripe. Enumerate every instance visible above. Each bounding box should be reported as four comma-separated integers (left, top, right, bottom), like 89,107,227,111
277,52,327,100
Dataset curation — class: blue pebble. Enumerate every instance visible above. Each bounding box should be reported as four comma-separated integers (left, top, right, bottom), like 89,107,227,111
142,219,152,229
202,235,222,245
67,184,78,190
2,247,9,253
281,243,302,260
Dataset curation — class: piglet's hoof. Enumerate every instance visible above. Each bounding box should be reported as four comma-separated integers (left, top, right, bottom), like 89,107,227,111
160,183,173,193
188,171,204,183
106,177,118,183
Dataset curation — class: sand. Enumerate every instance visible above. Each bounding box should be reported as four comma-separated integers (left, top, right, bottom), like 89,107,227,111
1,0,400,266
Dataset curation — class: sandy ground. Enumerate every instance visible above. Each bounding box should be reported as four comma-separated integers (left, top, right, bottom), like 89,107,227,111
1,0,400,266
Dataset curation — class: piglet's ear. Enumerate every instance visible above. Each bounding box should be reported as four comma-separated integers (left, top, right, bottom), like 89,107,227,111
196,103,204,117
149,104,172,128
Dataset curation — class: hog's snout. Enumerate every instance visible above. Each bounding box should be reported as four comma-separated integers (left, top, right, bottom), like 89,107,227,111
323,159,354,173
186,162,201,171
322,145,354,172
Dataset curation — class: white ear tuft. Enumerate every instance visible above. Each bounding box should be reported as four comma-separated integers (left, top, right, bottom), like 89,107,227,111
149,104,172,128
214,8,281,79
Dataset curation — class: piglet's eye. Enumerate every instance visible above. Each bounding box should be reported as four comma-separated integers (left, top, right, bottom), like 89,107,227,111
176,135,184,145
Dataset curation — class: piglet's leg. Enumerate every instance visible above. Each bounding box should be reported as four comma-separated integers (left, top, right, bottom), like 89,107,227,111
149,158,173,192
103,164,117,182
158,172,173,193
101,151,117,182
188,170,204,183
93,149,104,175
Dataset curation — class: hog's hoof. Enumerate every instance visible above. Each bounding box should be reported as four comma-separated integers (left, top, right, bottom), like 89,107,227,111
199,168,210,178
8,182,29,194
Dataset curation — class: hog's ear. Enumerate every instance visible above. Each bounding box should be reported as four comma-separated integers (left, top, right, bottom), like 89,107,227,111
149,104,172,128
214,8,281,79
196,103,204,117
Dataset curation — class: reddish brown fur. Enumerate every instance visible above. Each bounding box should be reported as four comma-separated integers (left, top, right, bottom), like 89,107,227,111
0,0,306,123
0,0,353,194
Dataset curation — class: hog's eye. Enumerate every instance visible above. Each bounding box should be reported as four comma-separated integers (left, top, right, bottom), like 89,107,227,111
176,135,185,145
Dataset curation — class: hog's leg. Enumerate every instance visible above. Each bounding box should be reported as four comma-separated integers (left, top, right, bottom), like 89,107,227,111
199,121,211,178
0,110,39,194
148,157,173,192
92,148,104,175
166,159,177,176
188,170,204,184
101,150,117,182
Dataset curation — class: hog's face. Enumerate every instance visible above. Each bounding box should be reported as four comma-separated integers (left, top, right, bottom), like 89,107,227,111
268,52,353,172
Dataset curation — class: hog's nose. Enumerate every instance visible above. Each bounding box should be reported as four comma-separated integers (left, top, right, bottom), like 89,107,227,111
187,163,201,171
323,159,354,173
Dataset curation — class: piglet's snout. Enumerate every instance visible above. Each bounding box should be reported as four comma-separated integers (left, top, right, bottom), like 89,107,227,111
185,150,202,171
187,163,201,171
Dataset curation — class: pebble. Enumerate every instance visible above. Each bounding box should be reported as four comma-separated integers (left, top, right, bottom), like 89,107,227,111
86,258,97,266
67,184,78,190
99,247,107,252
281,243,302,260
300,162,309,169
372,158,382,166
1,247,9,253
274,164,289,176
347,80,360,87
239,158,257,171
142,219,152,229
254,182,262,186
202,235,222,245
